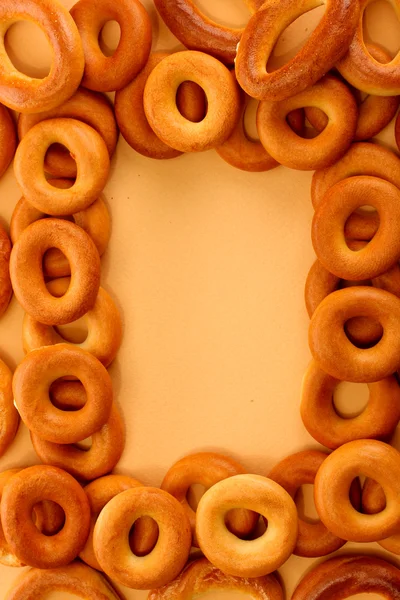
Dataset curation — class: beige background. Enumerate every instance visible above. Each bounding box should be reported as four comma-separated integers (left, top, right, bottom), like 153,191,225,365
0,1,400,598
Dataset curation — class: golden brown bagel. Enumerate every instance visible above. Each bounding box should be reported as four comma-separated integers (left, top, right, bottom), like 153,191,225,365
13,344,113,444
292,555,400,599
70,0,152,92
362,477,400,555
314,440,400,542
309,286,400,382
268,450,361,557
0,0,84,113
148,557,284,600
80,474,159,570
301,360,400,449
18,89,118,178
144,51,241,153
257,76,357,170
14,118,110,215
0,469,24,567
0,222,12,319
4,561,122,599
115,52,207,160
93,487,192,589
10,219,101,325
161,452,258,546
196,474,298,577
0,104,16,178
10,186,110,279
0,358,19,459
1,465,91,568
235,0,359,101
312,177,400,280
23,278,122,368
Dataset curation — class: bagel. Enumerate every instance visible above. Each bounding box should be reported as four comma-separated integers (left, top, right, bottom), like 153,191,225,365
0,358,19,459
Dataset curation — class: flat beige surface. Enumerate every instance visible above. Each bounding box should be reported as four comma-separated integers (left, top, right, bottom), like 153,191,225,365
0,1,399,598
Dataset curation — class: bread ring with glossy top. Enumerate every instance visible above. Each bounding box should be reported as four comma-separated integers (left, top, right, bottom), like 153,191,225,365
18,89,118,178
4,561,122,600
14,118,110,215
10,219,101,326
161,452,258,546
0,222,12,319
362,477,400,555
0,0,84,113
337,0,400,95
70,0,152,92
13,344,113,444
235,0,359,101
257,76,357,170
115,52,207,160
314,439,400,542
292,555,400,600
80,474,159,570
0,104,16,178
1,465,90,568
23,278,122,368
144,51,241,153
10,186,110,279
31,382,124,482
301,360,400,449
309,286,400,382
268,450,362,557
93,487,192,589
312,177,400,281
196,474,298,577
148,557,284,600
0,358,19,459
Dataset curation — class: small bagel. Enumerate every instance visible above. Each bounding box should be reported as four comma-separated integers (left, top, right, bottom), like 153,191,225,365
153,0,245,64
13,344,113,444
312,177,400,281
10,219,101,326
268,450,361,557
10,186,110,279
161,452,258,546
301,360,400,449
314,440,400,542
31,383,124,481
0,358,19,459
115,52,207,160
93,487,192,589
5,561,121,600
337,0,400,95
1,465,90,568
0,0,84,113
309,286,400,382
257,76,357,170
18,88,118,178
196,474,298,577
0,223,12,318
235,0,359,101
80,474,160,570
362,477,400,554
70,0,152,92
148,557,284,600
23,278,122,368
144,51,241,153
14,118,110,215
292,555,400,600
0,104,16,178
306,45,400,141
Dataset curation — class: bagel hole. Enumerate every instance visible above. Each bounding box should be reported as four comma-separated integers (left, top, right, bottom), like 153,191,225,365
362,479,387,514
44,144,78,170
187,483,207,511
129,517,159,556
32,501,65,536
99,21,121,57
243,97,260,141
363,0,400,58
54,317,89,344
225,510,264,540
50,380,87,412
294,484,319,524
5,21,51,78
176,83,208,123
344,316,383,348
333,381,369,418
193,0,249,28
73,436,92,451
266,5,325,71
